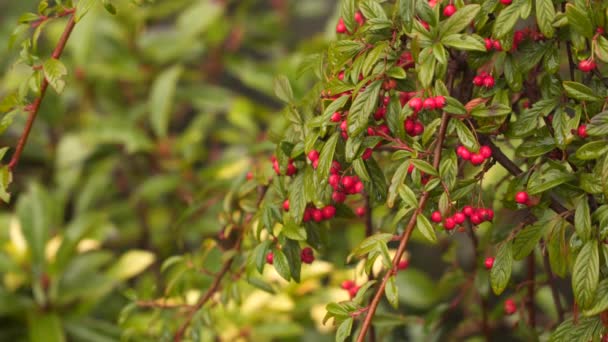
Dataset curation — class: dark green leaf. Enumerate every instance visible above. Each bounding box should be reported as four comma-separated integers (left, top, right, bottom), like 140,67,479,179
289,174,307,225
347,80,382,137
441,4,480,36
317,132,339,182
563,81,602,102
273,249,291,281
416,214,437,244
149,65,183,138
512,224,546,260
441,34,486,51
575,197,592,241
410,159,438,176
273,75,293,104
565,3,594,38
535,0,555,38
576,141,608,160
493,0,522,38
387,162,410,208
452,119,479,152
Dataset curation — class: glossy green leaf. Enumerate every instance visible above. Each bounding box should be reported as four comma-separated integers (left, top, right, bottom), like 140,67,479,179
572,241,599,309
149,65,183,138
416,214,437,244
490,241,513,295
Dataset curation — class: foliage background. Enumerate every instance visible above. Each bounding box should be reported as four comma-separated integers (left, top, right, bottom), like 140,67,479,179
0,0,588,341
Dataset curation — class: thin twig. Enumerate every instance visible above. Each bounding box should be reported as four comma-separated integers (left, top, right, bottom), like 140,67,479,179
363,194,376,342
8,14,76,171
542,242,564,323
355,111,451,342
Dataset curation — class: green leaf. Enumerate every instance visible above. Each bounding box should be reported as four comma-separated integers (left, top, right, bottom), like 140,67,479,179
595,36,608,63
493,0,522,38
149,65,183,138
398,0,416,31
517,136,556,158
576,141,608,160
587,111,608,136
254,240,272,274
347,80,382,137
317,132,339,182
76,0,97,21
584,279,608,316
43,59,68,94
362,42,388,77
352,158,371,182
351,233,393,257
289,173,307,225
416,215,437,244
385,275,399,308
273,249,291,281
102,0,116,14
535,0,555,38
28,311,65,342
441,34,486,51
282,217,307,241
452,119,479,152
17,183,52,269
398,184,418,208
572,241,599,309
282,239,302,282
563,81,602,102
336,317,353,342
512,224,546,260
387,162,410,208
547,220,568,277
409,159,438,176
106,250,155,281
417,48,436,88
575,197,592,241
490,241,513,295
273,75,293,104
550,317,604,342
527,168,574,194
565,3,594,38
340,0,356,33
359,0,387,20
441,4,480,36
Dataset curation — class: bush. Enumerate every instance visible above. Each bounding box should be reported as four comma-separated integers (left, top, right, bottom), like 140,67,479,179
1,0,608,341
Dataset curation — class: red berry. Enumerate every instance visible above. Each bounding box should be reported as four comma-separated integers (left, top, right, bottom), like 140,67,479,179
354,11,365,26
330,161,341,174
362,148,373,160
246,171,253,180
332,191,346,203
484,257,494,269
266,252,274,264
374,106,387,120
336,18,347,34
342,176,354,188
413,122,424,136
340,120,348,132
482,75,495,88
397,259,409,270
515,191,529,205
331,112,342,122
423,98,436,110
479,145,492,159
470,213,483,225
382,96,390,106
409,97,423,112
492,40,502,51
504,299,517,315
458,146,471,160
308,149,319,162
348,285,360,298
337,71,345,81
444,218,456,230
500,0,512,5
407,164,414,173
329,174,340,188
355,207,366,217
578,59,597,72
470,153,485,165
354,181,365,193
443,4,456,17
322,205,336,220
578,125,588,138
473,75,484,87
434,95,446,109
341,280,355,289
431,211,442,223
312,208,323,222
419,20,430,30
484,38,493,51
404,118,415,134
301,247,315,264
282,199,290,211
453,212,466,224
287,162,297,176
462,206,474,217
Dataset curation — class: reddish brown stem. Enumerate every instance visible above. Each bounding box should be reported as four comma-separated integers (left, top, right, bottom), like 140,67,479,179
8,14,76,171
355,111,451,342
363,194,376,342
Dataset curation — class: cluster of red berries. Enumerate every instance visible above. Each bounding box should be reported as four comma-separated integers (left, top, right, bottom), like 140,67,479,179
271,156,297,176
408,95,446,113
307,149,320,169
336,11,365,34
514,191,531,206
301,247,315,264
396,51,414,69
431,205,494,230
404,117,425,137
484,38,502,51
304,205,336,222
456,145,493,166
578,59,597,73
329,162,365,202
341,280,360,298
472,72,495,89
266,247,316,266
